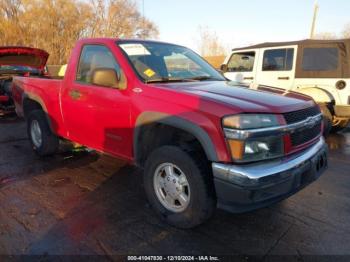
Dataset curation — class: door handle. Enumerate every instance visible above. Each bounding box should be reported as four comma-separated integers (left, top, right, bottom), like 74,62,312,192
243,77,254,80
69,89,82,100
278,77,290,80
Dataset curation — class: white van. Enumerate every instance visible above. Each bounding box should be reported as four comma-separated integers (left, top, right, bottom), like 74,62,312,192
221,39,350,133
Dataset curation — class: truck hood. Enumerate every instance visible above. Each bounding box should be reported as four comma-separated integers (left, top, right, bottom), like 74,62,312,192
154,81,315,114
0,47,49,70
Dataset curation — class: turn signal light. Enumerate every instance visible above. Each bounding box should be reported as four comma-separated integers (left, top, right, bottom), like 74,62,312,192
227,139,244,160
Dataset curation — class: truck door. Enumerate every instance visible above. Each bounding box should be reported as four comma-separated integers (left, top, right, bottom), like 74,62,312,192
224,50,258,85
255,46,297,89
61,44,132,158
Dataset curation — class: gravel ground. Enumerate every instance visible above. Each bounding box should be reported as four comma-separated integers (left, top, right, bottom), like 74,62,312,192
0,116,350,260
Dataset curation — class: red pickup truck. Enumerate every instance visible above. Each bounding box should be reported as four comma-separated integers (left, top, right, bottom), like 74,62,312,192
12,38,328,228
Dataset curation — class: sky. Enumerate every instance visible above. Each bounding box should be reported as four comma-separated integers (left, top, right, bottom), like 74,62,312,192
138,0,350,53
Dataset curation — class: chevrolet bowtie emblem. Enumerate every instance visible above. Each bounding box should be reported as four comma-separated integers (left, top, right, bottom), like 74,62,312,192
304,116,319,128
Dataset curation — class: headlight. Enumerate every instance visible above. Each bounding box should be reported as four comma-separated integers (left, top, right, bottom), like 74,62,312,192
223,114,279,129
227,136,284,162
223,114,284,162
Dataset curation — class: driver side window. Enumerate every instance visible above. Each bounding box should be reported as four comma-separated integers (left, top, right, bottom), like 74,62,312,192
76,45,125,88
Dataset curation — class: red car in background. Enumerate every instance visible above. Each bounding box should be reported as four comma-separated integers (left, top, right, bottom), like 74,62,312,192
0,47,48,116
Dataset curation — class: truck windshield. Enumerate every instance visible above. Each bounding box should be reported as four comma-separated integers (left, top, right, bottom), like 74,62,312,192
117,41,225,83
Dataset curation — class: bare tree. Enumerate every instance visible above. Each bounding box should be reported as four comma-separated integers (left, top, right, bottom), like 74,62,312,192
314,23,350,40
342,23,350,38
0,0,21,19
196,26,226,57
0,0,158,64
0,0,24,45
314,32,338,40
88,0,158,39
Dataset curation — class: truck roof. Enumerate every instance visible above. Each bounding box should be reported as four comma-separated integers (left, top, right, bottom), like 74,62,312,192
231,38,350,79
78,38,186,48
232,38,350,51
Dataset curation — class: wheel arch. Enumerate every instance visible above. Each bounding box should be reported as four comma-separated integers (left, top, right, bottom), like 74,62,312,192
134,112,219,167
22,95,54,132
297,86,336,105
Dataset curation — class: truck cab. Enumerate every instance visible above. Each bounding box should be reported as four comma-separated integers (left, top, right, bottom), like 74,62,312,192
221,39,350,133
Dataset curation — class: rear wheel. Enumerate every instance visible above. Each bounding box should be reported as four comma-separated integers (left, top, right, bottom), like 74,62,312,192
144,145,216,228
27,110,59,156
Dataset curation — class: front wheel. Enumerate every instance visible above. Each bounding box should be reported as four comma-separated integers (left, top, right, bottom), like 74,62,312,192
143,146,216,228
27,110,59,156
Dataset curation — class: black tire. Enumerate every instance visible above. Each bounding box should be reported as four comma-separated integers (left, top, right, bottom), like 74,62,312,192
331,120,350,133
27,110,59,156
144,145,216,228
319,104,332,136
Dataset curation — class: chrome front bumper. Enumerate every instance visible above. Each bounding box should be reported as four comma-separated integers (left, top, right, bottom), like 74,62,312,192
212,137,328,212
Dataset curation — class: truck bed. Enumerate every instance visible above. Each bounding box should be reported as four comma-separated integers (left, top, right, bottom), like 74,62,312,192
12,76,65,135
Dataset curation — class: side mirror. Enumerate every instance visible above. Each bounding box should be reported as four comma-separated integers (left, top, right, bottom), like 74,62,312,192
91,68,119,88
220,64,228,73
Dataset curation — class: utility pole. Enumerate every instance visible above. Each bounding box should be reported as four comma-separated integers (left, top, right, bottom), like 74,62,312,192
142,0,145,39
310,0,319,39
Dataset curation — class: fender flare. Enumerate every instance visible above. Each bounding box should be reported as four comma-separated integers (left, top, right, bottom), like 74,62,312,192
134,112,219,163
297,86,335,104
22,94,54,132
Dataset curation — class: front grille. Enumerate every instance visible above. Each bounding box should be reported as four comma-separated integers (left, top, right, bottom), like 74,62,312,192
283,106,320,124
283,106,322,147
290,122,322,146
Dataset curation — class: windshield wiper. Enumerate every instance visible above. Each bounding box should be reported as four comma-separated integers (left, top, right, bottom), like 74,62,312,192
185,75,223,81
145,75,224,84
145,77,198,84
